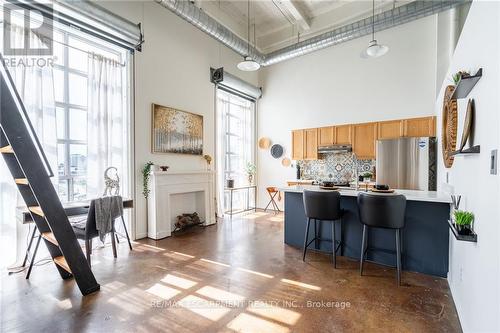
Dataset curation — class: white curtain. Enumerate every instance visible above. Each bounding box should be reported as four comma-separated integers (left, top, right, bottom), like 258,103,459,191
87,52,128,198
215,90,228,218
0,24,57,265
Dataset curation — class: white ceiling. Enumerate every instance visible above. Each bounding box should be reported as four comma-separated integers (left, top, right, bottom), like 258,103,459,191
199,0,411,53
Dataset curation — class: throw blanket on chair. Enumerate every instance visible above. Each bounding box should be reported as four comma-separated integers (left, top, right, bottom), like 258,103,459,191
94,196,123,242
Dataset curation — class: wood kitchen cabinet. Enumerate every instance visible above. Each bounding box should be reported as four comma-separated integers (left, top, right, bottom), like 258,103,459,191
318,126,335,146
304,128,318,160
353,122,378,159
335,125,352,144
403,116,436,137
290,115,435,161
378,120,403,140
291,130,304,160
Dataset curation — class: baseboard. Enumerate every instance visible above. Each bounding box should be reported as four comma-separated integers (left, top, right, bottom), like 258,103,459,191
135,232,148,240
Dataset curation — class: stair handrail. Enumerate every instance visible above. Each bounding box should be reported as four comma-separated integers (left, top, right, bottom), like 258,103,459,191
0,51,54,177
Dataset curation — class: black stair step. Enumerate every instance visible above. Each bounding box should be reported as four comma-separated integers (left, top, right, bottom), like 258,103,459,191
0,145,13,153
41,232,58,246
28,206,44,217
53,256,72,274
15,178,29,185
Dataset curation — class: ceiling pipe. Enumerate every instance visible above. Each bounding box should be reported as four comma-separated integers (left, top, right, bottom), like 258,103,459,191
155,0,470,67
155,0,265,63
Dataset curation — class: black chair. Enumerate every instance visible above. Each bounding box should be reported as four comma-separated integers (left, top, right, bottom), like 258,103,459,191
357,192,406,285
302,190,343,268
71,199,131,266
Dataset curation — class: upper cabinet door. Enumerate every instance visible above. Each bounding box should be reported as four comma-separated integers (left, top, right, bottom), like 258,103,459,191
291,130,304,160
353,122,378,159
304,128,318,160
335,125,352,144
403,116,436,137
318,126,335,146
378,120,403,140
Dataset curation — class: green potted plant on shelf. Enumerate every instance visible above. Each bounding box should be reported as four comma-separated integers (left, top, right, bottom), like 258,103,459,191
245,162,256,184
452,70,470,85
361,172,373,182
454,210,474,235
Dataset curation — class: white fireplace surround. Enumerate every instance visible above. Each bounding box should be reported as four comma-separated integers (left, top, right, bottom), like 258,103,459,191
147,170,216,239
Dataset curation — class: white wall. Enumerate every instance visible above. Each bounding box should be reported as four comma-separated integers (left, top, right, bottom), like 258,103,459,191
435,2,500,331
257,16,439,208
98,1,258,238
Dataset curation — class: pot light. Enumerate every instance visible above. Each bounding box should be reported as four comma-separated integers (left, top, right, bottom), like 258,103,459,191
237,56,261,71
361,40,389,58
361,0,389,59
238,0,260,72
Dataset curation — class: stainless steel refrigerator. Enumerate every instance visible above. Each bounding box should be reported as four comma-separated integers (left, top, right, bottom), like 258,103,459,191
376,137,436,191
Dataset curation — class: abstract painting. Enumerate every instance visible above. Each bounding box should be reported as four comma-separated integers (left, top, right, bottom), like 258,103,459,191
152,104,203,155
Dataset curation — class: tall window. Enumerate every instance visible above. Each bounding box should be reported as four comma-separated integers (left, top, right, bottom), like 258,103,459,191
53,30,128,202
217,89,256,212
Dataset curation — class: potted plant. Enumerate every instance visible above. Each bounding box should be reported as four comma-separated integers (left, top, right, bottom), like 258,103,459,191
361,172,373,182
454,210,474,235
452,70,470,85
142,161,154,198
245,162,256,184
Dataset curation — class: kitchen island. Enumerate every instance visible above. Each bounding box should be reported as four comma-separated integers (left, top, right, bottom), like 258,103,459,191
280,185,451,277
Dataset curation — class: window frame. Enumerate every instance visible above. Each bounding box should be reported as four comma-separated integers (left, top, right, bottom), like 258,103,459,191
54,29,125,202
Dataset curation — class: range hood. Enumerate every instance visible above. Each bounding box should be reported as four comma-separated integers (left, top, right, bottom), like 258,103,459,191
318,144,352,154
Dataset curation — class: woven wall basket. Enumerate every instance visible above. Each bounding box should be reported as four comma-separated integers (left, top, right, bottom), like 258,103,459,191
442,85,458,168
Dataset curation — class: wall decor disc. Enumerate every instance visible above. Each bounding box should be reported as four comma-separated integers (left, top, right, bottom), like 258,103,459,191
442,85,458,168
459,98,474,152
258,137,271,149
282,157,291,167
270,144,284,159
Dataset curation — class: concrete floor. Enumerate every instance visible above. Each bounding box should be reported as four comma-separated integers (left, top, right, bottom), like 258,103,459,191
1,211,461,332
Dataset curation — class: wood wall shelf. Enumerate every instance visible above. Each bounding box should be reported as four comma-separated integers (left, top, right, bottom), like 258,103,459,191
451,68,482,100
447,220,477,242
449,145,480,156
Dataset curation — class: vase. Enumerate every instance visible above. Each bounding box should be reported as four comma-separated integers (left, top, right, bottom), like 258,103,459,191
248,174,254,184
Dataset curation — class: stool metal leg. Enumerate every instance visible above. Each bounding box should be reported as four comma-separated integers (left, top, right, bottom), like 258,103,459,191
26,234,42,279
314,219,318,249
22,227,37,267
339,218,343,256
85,239,91,267
332,220,336,268
121,216,133,250
302,218,311,261
360,225,367,275
396,229,402,286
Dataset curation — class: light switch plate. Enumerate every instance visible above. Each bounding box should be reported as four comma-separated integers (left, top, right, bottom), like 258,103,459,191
491,149,498,175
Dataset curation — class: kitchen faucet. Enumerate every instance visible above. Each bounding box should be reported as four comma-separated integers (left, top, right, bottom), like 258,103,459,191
352,153,359,190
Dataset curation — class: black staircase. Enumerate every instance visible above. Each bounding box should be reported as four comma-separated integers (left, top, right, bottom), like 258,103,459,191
0,55,100,296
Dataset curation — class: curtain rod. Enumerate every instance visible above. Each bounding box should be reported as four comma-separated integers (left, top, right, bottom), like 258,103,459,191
4,22,126,67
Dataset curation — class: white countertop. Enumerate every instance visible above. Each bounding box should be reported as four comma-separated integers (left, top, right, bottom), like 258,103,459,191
279,185,451,203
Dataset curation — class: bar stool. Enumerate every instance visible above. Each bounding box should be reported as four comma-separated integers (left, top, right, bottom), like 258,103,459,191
357,192,406,285
264,187,281,213
302,190,343,268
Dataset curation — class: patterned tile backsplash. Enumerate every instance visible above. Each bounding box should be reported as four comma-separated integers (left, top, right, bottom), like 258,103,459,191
299,153,375,183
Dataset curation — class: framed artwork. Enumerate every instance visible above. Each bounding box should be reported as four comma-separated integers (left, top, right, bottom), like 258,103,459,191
152,103,203,155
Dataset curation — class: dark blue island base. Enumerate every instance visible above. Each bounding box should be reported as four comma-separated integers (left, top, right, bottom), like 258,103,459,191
284,192,450,277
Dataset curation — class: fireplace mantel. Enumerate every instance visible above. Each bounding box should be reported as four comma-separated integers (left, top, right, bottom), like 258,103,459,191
147,170,215,239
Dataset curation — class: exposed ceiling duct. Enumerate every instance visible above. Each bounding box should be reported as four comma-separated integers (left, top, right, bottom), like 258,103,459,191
155,0,470,67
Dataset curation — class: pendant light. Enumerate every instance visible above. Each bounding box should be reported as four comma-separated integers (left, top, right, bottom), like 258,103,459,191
361,0,389,59
237,0,260,71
